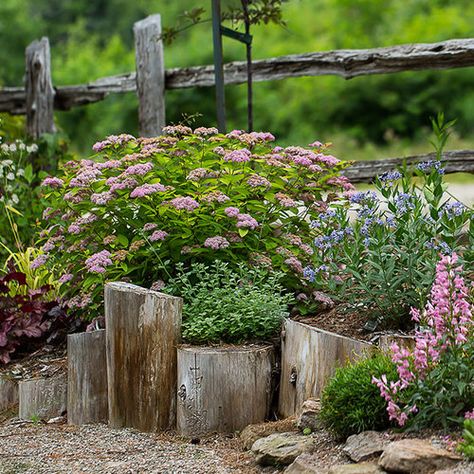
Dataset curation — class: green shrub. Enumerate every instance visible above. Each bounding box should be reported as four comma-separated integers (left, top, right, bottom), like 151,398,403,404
320,353,398,439
162,260,292,344
458,418,474,460
37,127,349,317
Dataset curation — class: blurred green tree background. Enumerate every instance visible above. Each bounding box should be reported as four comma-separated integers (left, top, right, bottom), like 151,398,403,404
1,0,473,158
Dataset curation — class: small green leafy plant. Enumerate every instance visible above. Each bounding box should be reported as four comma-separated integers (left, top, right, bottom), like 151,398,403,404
458,417,474,460
162,260,292,344
320,352,398,439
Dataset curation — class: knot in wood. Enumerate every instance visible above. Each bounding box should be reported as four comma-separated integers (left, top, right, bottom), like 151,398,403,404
289,366,297,385
178,384,187,401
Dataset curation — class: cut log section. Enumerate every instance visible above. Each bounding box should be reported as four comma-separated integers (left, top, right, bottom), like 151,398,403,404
177,345,275,436
279,319,373,418
105,282,182,432
67,329,108,425
0,376,19,411
19,374,67,420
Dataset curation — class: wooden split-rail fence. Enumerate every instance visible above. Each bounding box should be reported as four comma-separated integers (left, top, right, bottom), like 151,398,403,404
1,14,474,180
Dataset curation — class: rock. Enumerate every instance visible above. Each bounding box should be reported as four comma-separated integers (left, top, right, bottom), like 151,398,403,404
328,463,386,474
240,418,296,451
379,439,462,473
252,432,316,466
343,431,385,462
297,399,323,433
46,416,66,424
284,453,320,473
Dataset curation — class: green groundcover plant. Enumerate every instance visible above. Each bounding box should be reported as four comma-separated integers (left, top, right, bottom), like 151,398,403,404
373,253,474,431
320,352,399,439
162,260,292,344
36,126,350,317
458,414,474,460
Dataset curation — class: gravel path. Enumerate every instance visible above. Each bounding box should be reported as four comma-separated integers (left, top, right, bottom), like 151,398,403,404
0,420,261,474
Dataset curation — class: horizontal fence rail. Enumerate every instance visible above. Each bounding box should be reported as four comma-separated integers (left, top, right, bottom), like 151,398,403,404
1,39,474,114
344,150,474,183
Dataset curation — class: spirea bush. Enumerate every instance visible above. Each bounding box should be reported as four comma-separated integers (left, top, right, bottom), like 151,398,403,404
319,352,398,438
162,260,292,344
36,126,350,316
373,253,474,430
305,161,473,327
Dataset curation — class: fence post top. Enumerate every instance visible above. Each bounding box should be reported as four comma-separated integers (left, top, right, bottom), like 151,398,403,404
133,14,162,30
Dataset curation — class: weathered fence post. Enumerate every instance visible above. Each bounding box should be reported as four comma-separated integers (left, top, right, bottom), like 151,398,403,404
133,14,165,137
67,330,108,425
25,37,55,138
105,282,182,432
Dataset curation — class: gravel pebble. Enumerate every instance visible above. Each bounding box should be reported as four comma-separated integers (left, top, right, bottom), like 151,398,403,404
0,420,246,473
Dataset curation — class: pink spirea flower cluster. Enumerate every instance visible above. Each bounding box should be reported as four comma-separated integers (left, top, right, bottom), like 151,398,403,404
170,196,199,211
85,250,113,273
373,253,473,426
247,174,271,188
204,236,230,250
222,148,251,163
130,183,166,198
225,207,240,217
69,168,102,188
123,162,153,176
91,191,114,205
58,273,73,284
143,223,158,231
236,213,258,230
92,134,135,152
201,191,230,203
150,230,168,242
30,254,49,270
42,177,64,188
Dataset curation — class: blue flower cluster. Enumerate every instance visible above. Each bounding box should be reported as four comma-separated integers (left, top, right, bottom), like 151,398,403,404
379,170,402,184
439,201,466,219
416,160,445,174
349,190,378,205
314,228,352,250
394,193,416,215
311,209,337,228
303,264,329,282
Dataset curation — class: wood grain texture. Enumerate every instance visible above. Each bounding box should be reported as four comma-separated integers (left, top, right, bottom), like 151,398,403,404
177,345,274,436
67,330,108,425
18,375,67,420
343,150,474,183
105,282,182,432
25,37,55,138
278,320,373,418
2,39,472,112
0,376,19,411
133,14,165,137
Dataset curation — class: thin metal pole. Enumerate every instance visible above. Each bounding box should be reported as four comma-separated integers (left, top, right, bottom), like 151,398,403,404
211,0,226,132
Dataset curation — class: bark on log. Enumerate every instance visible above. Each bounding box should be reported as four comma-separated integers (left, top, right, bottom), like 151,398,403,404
133,14,165,137
177,345,274,436
2,39,473,113
0,376,19,411
105,282,182,432
343,149,474,183
279,320,372,418
18,375,67,420
67,330,108,425
25,37,55,138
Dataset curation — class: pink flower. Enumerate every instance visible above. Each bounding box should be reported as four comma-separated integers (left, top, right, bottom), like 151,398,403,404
275,192,296,208
91,191,114,205
162,125,192,136
42,176,63,188
143,223,158,231
96,160,122,170
225,207,240,217
194,127,218,136
284,257,304,274
170,196,199,211
201,191,230,203
204,236,230,250
130,183,166,198
150,230,168,242
247,174,271,188
58,273,73,284
85,250,113,274
69,168,102,187
68,224,81,234
223,148,251,163
236,213,258,230
30,254,49,269
109,178,138,192
123,162,153,176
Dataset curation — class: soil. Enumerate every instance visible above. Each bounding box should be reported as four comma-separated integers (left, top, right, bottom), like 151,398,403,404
292,305,415,343
0,343,67,381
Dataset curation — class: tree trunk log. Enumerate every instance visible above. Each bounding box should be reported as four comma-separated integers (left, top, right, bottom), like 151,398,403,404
25,37,55,138
177,345,274,436
133,14,165,137
279,320,372,418
105,282,182,432
67,330,108,425
0,376,18,411
18,375,67,420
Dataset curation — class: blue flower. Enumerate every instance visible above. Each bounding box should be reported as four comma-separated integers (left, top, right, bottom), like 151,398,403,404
439,201,465,219
394,193,415,215
349,191,378,205
416,160,445,174
379,170,402,184
303,266,316,282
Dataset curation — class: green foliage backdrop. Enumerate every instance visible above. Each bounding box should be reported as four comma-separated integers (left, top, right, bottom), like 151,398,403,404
1,0,473,154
